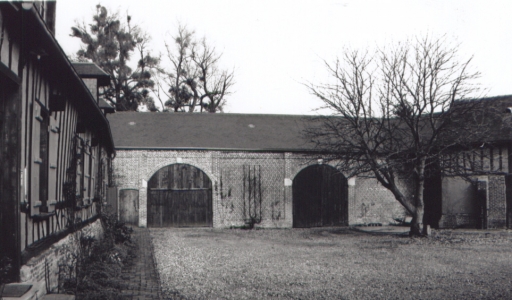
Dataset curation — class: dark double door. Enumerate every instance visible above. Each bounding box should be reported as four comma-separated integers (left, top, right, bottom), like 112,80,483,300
293,165,348,228
148,164,212,227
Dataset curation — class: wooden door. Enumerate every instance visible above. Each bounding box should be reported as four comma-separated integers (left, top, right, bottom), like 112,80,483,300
293,165,348,228
119,189,139,225
147,164,212,227
506,175,512,229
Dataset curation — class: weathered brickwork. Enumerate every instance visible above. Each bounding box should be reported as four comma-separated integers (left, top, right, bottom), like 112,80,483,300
18,220,103,299
215,152,287,228
488,175,507,228
351,177,407,225
113,150,406,228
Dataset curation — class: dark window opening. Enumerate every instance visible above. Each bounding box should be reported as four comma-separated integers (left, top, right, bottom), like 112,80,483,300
39,106,49,212
490,147,494,171
88,146,93,199
499,146,503,171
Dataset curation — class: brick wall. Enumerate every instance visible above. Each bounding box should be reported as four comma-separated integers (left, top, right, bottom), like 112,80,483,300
18,220,103,299
351,177,408,225
113,149,407,228
488,175,507,228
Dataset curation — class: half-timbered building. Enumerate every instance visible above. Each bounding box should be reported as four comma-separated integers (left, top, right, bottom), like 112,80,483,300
0,2,115,297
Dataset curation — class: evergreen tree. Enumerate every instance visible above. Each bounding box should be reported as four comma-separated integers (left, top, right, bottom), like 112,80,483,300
71,5,159,111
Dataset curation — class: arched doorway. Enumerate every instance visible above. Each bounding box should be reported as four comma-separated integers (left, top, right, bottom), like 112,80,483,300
293,165,348,227
147,164,212,227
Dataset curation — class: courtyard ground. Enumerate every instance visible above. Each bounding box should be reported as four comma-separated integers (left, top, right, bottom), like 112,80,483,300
150,227,512,300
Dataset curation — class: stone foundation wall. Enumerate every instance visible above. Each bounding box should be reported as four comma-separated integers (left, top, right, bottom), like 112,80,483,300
18,220,103,299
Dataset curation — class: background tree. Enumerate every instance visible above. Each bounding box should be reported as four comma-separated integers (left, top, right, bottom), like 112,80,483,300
160,25,195,112
190,38,235,113
132,31,161,112
306,36,486,236
160,25,234,112
71,5,159,111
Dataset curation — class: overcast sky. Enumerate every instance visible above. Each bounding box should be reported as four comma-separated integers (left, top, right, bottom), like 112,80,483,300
56,0,512,115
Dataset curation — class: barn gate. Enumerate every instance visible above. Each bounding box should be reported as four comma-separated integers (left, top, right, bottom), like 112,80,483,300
293,164,348,227
147,164,212,227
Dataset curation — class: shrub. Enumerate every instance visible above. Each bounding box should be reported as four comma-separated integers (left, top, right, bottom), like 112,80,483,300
0,256,13,284
100,211,133,245
58,211,135,298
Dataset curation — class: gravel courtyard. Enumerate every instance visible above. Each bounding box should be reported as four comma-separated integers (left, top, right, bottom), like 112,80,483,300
150,228,512,299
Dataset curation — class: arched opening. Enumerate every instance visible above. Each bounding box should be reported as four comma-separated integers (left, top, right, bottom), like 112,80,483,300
292,164,348,228
147,164,212,227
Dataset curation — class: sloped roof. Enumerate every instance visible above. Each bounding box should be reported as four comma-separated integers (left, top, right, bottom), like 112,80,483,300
447,95,512,143
15,4,115,155
107,112,318,151
107,95,512,152
72,62,110,86
99,98,115,113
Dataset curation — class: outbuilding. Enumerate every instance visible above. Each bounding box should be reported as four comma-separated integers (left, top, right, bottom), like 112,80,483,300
108,96,512,230
108,112,406,228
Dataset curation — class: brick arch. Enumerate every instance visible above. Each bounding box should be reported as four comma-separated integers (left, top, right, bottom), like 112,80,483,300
139,158,218,228
292,163,349,227
145,159,217,184
289,161,342,182
146,163,213,227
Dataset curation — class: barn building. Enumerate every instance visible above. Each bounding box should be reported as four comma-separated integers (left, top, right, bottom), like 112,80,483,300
108,96,512,231
0,2,115,297
108,112,406,229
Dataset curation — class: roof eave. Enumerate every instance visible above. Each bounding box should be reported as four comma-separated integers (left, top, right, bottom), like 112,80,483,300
24,7,115,155
114,146,321,153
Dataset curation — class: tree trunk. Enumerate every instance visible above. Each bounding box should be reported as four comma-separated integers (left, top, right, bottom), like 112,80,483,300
188,92,198,113
409,205,424,236
115,85,122,111
410,157,428,236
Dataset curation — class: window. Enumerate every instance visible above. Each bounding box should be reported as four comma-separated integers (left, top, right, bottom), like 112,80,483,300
76,137,85,206
37,103,49,212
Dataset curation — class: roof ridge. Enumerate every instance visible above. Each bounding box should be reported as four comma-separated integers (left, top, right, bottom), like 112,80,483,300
111,111,323,117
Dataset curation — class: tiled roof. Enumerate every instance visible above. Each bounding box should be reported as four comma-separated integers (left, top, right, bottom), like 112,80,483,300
107,95,512,152
449,95,512,144
107,112,318,151
99,98,115,113
72,62,110,86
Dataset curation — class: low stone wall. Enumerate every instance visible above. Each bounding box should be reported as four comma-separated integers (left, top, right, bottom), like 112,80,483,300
18,220,103,299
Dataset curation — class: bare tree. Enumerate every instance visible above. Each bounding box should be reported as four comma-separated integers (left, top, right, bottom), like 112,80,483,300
160,25,234,113
160,25,195,112
132,31,161,112
190,38,235,113
306,36,486,236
